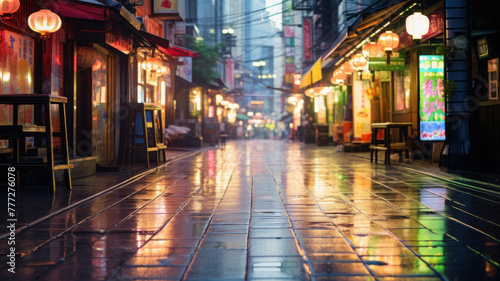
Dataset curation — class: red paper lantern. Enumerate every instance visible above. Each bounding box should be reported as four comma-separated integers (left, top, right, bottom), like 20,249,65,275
362,41,384,58
341,62,354,73
378,31,399,65
77,46,98,69
0,0,20,15
28,9,62,36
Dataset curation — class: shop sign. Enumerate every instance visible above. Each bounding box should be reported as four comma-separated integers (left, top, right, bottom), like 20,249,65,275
419,55,446,141
488,58,498,100
478,37,488,59
106,27,133,54
422,7,444,42
225,58,234,90
369,57,404,71
176,56,192,83
284,26,294,38
152,0,185,21
303,17,313,62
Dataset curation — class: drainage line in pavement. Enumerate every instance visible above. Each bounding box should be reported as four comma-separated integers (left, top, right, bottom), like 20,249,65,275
0,150,202,240
401,167,500,197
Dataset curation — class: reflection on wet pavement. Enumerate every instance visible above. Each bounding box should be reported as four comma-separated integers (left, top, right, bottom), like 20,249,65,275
1,140,500,280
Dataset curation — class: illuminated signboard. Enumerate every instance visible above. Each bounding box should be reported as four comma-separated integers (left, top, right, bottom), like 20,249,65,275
419,55,445,141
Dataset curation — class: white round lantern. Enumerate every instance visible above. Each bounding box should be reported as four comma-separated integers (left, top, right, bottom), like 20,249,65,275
406,11,429,40
28,9,62,36
0,0,20,15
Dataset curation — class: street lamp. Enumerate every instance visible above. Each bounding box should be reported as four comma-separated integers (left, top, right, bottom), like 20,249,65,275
252,60,266,76
222,28,234,35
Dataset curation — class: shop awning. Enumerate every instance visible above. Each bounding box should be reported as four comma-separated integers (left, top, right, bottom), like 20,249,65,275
265,86,294,93
298,57,322,89
139,30,199,58
323,0,411,63
47,0,142,30
161,44,199,58
47,0,108,21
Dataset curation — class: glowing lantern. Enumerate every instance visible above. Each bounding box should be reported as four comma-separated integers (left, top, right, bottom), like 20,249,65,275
351,53,367,69
378,31,399,65
157,65,170,75
351,53,367,79
362,41,384,58
305,88,315,97
287,96,298,105
141,57,164,73
406,11,429,40
77,46,98,68
28,9,62,37
0,0,20,15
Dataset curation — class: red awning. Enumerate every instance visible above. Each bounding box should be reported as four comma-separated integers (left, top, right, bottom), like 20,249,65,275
47,0,109,21
139,31,199,58
159,44,199,58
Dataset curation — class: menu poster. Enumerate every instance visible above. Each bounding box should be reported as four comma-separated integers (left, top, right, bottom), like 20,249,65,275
353,80,371,138
419,55,446,141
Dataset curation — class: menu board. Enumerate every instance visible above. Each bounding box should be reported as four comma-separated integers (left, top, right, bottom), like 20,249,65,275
419,55,445,141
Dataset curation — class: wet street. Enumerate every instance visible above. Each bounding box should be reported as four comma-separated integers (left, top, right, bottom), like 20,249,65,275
2,140,500,281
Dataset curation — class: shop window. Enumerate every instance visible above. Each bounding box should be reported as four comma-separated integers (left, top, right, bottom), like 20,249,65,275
189,88,202,118
394,64,411,111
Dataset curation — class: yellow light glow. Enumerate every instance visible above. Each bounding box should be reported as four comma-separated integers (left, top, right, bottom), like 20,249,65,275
160,81,166,105
216,94,223,104
3,72,10,82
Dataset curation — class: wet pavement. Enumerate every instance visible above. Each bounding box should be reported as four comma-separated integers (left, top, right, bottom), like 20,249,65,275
1,140,500,280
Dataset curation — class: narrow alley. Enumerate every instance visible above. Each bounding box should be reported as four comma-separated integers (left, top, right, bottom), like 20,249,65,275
1,140,500,281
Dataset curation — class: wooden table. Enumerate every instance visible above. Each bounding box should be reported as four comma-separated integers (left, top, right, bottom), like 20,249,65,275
0,94,72,193
370,122,412,165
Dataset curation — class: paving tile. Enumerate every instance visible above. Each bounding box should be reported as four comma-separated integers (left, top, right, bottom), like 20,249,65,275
310,261,371,275
184,249,246,279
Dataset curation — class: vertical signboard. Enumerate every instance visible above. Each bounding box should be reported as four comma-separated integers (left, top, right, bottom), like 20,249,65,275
488,58,498,100
419,55,446,141
225,58,234,90
284,0,295,85
303,17,313,62
353,80,371,138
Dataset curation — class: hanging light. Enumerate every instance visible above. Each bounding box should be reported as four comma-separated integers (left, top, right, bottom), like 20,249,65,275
28,9,62,37
77,46,98,69
362,41,384,58
351,53,367,79
157,65,170,75
141,57,164,73
378,30,399,65
351,53,367,69
0,0,20,16
305,88,315,97
406,11,429,40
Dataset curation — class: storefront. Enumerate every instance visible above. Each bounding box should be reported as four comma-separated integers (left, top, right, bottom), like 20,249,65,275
321,0,446,160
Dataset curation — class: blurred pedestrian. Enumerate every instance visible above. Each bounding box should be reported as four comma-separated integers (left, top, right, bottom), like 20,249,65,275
220,121,228,148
